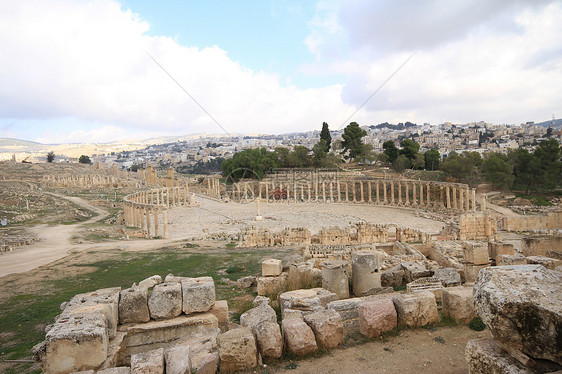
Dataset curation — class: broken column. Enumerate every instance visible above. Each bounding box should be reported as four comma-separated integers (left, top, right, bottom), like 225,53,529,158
351,251,381,296
322,261,350,299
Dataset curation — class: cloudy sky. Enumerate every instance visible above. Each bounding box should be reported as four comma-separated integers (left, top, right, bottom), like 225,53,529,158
0,0,561,144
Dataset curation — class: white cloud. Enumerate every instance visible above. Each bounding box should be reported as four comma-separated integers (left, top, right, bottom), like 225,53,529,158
0,0,355,142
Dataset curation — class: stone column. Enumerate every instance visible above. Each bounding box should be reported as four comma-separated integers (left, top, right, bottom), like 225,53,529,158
446,185,451,208
141,208,146,232
307,182,311,202
414,183,418,205
383,181,387,203
398,182,402,204
146,208,151,236
322,181,326,202
351,251,381,296
465,188,470,211
352,182,357,202
459,187,464,211
315,180,319,201
472,189,477,212
265,183,270,201
360,181,364,202
166,188,170,206
154,208,159,237
405,182,409,205
163,209,169,239
376,181,380,203
482,194,487,211
453,186,457,209
391,182,395,204
337,181,341,202
299,184,304,202
427,183,431,207
345,182,349,202
329,182,334,202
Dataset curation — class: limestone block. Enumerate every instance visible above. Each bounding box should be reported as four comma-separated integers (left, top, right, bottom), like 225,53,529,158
279,288,338,317
463,241,489,265
186,331,220,374
465,338,535,374
282,318,318,356
488,242,514,260
119,314,219,364
164,274,188,283
236,276,256,289
119,286,150,324
44,314,108,374
391,291,439,327
322,261,350,299
400,261,432,283
464,263,489,283
130,348,164,374
525,255,562,270
433,268,462,287
148,283,182,320
327,298,362,337
254,321,283,359
311,268,322,287
209,300,229,332
381,266,405,287
257,273,288,299
240,304,277,332
165,345,191,374
97,368,131,374
181,277,216,315
217,327,257,373
496,254,526,266
352,250,381,296
62,287,120,339
138,275,163,289
287,261,317,290
192,350,218,374
442,286,475,323
303,309,344,350
473,265,562,365
262,259,283,276
358,299,397,338
252,295,270,307
283,309,304,320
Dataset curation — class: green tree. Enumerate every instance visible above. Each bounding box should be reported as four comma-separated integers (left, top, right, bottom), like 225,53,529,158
399,139,420,162
312,139,329,167
509,148,538,194
412,153,425,170
286,146,312,168
424,149,440,170
482,152,513,190
441,151,482,184
221,148,278,182
319,122,332,152
341,122,367,161
533,138,561,190
383,140,399,163
47,151,55,163
78,155,91,164
393,155,409,172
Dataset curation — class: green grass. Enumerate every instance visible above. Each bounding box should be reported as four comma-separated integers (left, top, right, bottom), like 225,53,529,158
515,194,553,206
0,246,290,372
468,317,486,331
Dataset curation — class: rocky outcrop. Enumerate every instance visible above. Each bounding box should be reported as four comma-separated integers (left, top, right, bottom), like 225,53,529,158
473,265,562,365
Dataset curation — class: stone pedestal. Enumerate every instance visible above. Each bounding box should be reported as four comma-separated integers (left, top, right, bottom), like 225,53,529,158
322,261,350,299
351,251,381,296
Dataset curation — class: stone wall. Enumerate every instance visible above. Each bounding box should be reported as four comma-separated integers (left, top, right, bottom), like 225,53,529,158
458,212,496,240
501,210,562,232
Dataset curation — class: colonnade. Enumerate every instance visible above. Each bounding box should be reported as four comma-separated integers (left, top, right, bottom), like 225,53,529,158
44,174,135,188
122,183,191,238
230,179,482,212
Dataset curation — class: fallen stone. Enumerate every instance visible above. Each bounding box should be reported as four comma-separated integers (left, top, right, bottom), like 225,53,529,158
44,313,108,374
239,304,277,332
496,254,527,266
262,259,283,276
209,300,229,332
164,274,188,283
358,299,397,338
401,261,432,283
464,263,489,283
119,286,150,324
138,275,163,289
283,309,304,320
488,242,515,260
254,321,283,359
463,241,489,265
217,327,257,373
97,368,131,374
252,295,270,307
525,256,562,270
392,291,439,327
257,273,288,299
130,347,164,374
279,288,338,317
181,277,216,315
473,265,562,365
236,276,256,289
148,283,182,320
282,318,318,356
303,309,344,350
381,265,405,288
442,286,475,323
465,338,536,374
433,268,462,287
165,345,191,374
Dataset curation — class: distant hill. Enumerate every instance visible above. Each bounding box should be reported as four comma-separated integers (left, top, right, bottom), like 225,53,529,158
369,122,417,130
0,138,43,147
534,118,562,128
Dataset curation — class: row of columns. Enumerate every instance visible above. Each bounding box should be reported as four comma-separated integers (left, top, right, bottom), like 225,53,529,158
232,180,480,212
45,174,121,187
207,178,221,197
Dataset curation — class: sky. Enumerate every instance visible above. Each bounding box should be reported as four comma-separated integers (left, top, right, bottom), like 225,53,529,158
0,0,561,144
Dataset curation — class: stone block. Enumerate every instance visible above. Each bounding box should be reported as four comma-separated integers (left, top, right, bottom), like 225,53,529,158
474,265,562,365
525,255,562,270
119,314,219,364
257,273,288,299
433,268,462,287
400,261,432,283
283,309,304,320
252,295,270,307
97,368,131,374
391,291,439,327
464,263,489,283
303,309,344,350
209,300,229,332
130,348,164,374
148,283,182,320
381,265,405,287
186,331,220,374
62,287,120,339
321,261,349,299
358,299,397,338
164,274,188,283
181,277,215,315
192,350,218,374
240,304,277,332
496,254,526,266
44,314,108,374
138,275,163,289
465,338,536,374
406,277,444,301
279,288,338,317
119,286,150,324
442,286,475,323
262,259,283,276
463,241,489,265
217,327,257,373
327,298,362,337
165,345,191,374
254,321,283,359
236,276,256,289
488,242,514,260
351,250,381,296
282,318,318,356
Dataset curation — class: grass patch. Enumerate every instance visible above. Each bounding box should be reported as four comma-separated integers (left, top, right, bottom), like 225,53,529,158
226,242,237,248
515,194,553,206
393,285,406,292
438,316,459,327
468,317,486,331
